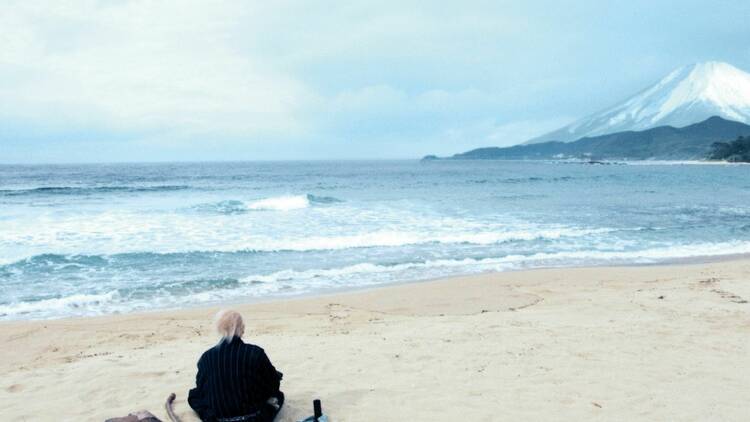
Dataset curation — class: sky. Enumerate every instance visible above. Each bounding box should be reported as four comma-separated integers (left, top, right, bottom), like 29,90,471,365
2,1,750,163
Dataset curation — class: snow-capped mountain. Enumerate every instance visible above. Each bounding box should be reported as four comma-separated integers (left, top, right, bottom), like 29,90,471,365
527,61,750,144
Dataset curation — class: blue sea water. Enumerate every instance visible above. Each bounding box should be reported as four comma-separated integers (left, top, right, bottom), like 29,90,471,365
1,160,750,320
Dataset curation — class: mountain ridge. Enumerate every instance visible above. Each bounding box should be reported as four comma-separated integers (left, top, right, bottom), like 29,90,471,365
527,61,750,144
433,116,750,161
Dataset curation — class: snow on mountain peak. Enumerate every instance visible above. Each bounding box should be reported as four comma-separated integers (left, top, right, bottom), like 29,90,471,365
528,61,750,143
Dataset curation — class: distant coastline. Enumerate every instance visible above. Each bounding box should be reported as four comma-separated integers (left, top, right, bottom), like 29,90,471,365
424,116,750,162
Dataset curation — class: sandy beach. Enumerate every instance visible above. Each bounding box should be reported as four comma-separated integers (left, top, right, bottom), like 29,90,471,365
1,260,749,421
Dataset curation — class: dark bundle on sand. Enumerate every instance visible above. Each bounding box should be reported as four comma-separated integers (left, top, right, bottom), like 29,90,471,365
105,393,180,422
105,410,162,422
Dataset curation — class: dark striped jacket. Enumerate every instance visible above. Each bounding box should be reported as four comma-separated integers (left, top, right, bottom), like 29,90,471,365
188,337,281,421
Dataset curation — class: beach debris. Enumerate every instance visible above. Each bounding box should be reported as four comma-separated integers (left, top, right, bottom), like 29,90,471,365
297,399,329,422
165,393,181,422
592,402,602,408
105,410,162,422
658,295,665,299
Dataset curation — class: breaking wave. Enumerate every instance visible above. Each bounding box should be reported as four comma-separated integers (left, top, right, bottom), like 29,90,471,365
245,195,310,211
0,291,119,318
5,160,750,320
239,240,750,285
5,240,750,320
0,226,618,266
193,194,343,214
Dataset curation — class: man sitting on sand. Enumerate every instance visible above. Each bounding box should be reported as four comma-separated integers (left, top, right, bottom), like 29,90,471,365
188,310,284,422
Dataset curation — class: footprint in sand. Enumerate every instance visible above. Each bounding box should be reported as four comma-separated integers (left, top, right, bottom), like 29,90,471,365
700,279,748,302
711,288,748,304
6,384,23,393
326,303,351,322
698,277,720,286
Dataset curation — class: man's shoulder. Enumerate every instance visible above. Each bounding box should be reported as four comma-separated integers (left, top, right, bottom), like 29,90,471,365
198,340,265,361
198,344,220,362
240,342,272,363
241,342,265,354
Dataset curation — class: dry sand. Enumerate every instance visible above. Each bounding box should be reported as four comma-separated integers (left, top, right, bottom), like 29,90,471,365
1,260,749,421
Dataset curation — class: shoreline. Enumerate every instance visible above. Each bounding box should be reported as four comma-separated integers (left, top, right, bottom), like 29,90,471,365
2,258,749,421
4,251,750,324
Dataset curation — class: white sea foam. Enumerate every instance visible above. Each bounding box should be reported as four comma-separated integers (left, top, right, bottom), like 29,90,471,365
0,206,617,263
0,291,119,318
240,240,750,288
245,195,310,211
5,240,750,320
251,226,614,252
5,160,750,321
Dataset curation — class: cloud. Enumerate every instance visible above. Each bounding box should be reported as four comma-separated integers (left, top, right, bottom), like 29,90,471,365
0,1,314,142
0,0,550,160
2,0,750,162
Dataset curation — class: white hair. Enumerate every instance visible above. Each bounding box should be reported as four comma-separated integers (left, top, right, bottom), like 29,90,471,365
214,309,245,343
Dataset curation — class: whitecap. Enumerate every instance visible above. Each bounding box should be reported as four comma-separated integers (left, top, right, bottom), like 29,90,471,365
0,291,119,318
245,195,310,211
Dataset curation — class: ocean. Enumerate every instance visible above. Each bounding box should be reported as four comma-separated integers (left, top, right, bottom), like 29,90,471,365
2,160,749,320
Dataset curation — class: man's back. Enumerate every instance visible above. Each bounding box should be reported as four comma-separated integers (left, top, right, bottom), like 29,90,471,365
189,337,281,421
